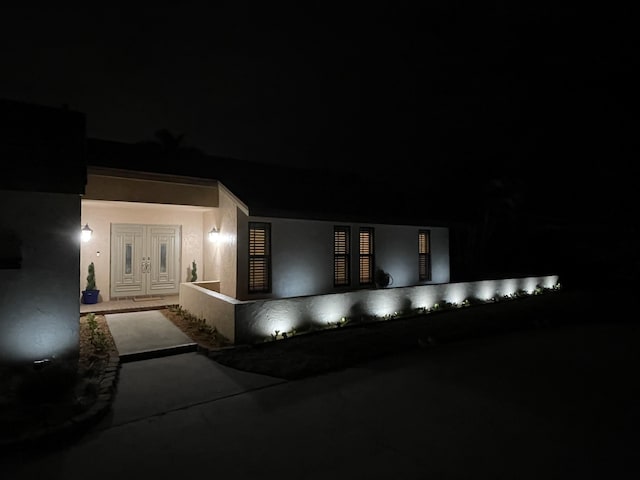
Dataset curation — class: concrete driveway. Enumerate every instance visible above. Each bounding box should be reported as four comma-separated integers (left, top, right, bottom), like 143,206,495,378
4,320,639,480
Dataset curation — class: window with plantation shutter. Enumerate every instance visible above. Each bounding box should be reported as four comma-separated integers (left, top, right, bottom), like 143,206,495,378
359,227,374,285
249,222,271,293
419,229,431,281
334,226,350,286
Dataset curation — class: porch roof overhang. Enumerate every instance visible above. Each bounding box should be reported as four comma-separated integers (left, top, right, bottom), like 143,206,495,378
84,166,221,208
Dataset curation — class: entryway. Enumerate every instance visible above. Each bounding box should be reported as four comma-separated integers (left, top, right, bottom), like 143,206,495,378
79,295,193,362
110,223,181,299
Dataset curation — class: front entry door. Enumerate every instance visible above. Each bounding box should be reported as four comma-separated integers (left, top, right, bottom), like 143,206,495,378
110,224,181,298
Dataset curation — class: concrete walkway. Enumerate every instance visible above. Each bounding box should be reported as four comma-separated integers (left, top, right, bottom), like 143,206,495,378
105,310,197,362
94,352,286,428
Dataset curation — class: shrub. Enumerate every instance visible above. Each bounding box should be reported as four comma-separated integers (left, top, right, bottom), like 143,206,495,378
86,313,108,352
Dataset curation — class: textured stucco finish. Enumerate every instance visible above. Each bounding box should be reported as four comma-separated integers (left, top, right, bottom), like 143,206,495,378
179,282,239,342
215,185,244,299
0,190,81,364
180,275,559,345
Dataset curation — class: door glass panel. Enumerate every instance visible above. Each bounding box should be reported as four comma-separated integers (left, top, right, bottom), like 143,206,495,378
125,243,132,274
160,243,167,273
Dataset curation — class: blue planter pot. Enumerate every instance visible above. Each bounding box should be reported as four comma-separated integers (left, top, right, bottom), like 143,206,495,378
81,289,100,304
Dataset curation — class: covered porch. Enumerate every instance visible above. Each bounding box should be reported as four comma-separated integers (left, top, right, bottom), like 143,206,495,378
80,167,247,306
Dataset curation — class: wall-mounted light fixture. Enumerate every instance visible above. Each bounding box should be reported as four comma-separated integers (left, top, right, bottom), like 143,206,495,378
81,223,93,242
208,227,219,242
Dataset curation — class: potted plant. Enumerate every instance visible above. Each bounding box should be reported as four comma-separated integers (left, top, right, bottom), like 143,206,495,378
190,260,198,282
81,262,100,304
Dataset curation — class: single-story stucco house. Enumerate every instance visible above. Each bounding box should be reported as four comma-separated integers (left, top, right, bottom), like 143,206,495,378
1,98,558,367
80,164,453,344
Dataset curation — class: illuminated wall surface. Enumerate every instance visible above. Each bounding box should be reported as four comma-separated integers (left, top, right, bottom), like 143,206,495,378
181,275,559,345
239,216,450,300
0,190,81,365
81,199,211,301
82,171,247,301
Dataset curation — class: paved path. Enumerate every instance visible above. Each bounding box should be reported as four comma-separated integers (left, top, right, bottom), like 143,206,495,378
3,321,639,479
105,310,197,360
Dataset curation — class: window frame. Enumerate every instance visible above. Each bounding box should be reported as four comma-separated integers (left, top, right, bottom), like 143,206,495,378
419,229,431,281
248,222,272,293
359,227,375,285
334,226,351,287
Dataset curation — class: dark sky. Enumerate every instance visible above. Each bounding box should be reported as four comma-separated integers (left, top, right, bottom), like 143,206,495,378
1,4,637,193
1,4,423,170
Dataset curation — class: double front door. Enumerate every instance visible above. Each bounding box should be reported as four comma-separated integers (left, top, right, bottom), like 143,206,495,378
110,224,181,298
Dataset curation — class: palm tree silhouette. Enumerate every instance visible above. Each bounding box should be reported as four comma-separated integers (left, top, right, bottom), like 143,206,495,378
135,129,205,174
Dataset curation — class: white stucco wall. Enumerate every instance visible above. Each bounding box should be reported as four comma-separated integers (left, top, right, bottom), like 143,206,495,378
214,184,246,299
202,209,216,282
0,190,81,365
179,274,560,345
80,200,212,301
238,216,450,300
179,282,239,342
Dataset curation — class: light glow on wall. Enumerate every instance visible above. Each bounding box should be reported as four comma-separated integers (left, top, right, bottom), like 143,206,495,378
367,292,403,318
1,190,81,365
278,262,323,298
474,281,499,301
268,318,296,337
309,295,348,325
206,229,234,247
523,277,538,294
411,289,439,311
499,279,519,297
3,315,78,364
182,275,561,344
445,283,469,305
81,223,93,242
253,301,299,338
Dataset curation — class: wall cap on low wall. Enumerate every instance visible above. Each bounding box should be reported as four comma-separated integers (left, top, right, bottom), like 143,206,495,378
181,282,245,305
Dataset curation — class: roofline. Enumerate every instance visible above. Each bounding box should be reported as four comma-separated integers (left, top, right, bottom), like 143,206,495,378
87,165,250,214
87,166,219,188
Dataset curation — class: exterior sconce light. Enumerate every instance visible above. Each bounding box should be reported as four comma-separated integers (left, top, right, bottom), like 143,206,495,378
81,223,93,242
208,227,219,242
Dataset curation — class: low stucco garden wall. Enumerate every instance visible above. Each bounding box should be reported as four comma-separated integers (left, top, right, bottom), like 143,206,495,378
178,281,237,342
180,275,560,346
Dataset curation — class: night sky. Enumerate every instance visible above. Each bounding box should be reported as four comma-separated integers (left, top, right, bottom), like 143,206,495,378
1,4,638,287
1,5,637,224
